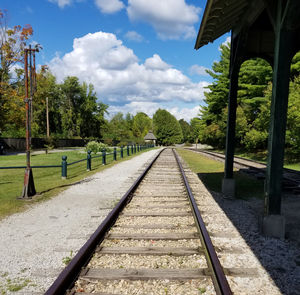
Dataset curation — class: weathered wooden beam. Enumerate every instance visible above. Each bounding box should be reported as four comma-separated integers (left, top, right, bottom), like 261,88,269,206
107,233,199,240
81,268,209,280
97,246,203,255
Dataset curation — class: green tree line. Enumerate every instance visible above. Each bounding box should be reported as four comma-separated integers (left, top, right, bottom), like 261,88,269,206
1,13,199,147
197,42,300,156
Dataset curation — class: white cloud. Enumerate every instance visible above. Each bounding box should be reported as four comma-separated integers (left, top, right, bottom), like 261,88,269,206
127,0,201,40
48,0,73,8
168,105,200,121
124,31,144,42
108,102,200,122
48,0,86,8
219,36,231,50
144,54,170,70
49,31,209,121
189,65,209,76
109,101,160,118
94,0,125,14
9,64,23,80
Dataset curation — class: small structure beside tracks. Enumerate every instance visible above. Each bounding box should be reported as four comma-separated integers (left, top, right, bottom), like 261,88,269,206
195,0,300,239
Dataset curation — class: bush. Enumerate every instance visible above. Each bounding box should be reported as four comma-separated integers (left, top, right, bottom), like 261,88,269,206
85,141,111,154
242,129,268,150
86,141,100,154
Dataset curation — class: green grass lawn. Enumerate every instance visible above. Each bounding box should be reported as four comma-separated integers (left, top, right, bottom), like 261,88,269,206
211,148,300,171
0,148,154,220
177,148,264,200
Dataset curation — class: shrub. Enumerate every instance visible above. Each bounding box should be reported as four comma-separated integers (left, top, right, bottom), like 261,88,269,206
85,141,111,154
86,141,100,154
242,129,268,150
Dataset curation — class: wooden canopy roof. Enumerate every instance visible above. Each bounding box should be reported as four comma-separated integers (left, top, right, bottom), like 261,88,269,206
144,131,157,140
195,0,300,63
195,0,251,49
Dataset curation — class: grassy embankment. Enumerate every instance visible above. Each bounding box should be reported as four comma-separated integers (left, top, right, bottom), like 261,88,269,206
0,148,155,220
177,148,264,200
212,148,300,171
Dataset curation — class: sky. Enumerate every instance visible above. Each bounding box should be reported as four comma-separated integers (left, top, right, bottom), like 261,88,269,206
2,0,230,122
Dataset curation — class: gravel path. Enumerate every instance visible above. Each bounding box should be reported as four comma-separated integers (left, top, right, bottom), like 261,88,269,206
0,149,161,295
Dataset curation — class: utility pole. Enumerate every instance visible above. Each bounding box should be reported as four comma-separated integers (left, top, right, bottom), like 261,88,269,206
46,97,50,138
20,45,38,198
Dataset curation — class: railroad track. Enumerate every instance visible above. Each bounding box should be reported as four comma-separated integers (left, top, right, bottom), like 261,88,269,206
45,148,263,295
189,149,300,194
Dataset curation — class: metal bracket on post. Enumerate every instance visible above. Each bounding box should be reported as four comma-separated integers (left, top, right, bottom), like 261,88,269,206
20,168,36,199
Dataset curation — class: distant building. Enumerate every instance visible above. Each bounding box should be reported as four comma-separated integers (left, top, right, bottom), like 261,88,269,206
144,131,157,146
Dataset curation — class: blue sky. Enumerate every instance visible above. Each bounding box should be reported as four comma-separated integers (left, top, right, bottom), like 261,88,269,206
2,0,230,121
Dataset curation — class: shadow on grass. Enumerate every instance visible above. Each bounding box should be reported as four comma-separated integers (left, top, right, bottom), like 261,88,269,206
196,171,297,294
197,171,264,200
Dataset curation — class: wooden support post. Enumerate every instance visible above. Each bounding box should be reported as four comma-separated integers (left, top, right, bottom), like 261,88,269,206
263,0,297,239
222,33,242,197
265,20,293,216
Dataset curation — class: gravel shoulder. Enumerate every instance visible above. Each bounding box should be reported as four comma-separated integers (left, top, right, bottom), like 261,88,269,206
0,149,161,294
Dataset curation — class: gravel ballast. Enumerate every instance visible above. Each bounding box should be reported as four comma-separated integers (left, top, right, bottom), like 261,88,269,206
2,147,300,294
0,149,160,294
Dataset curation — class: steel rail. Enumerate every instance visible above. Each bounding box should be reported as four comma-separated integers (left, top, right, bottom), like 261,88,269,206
45,148,165,295
172,149,232,295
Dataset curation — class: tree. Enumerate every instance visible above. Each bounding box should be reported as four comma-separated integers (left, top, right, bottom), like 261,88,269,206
104,112,132,145
132,112,152,139
198,43,230,148
153,109,182,145
60,76,83,137
190,117,202,143
178,119,192,143
238,58,272,123
0,9,33,133
31,68,63,137
291,51,300,79
199,42,273,149
78,82,108,139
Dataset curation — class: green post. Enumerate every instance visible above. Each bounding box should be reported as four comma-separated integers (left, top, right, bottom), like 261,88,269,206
62,155,67,179
102,150,106,165
265,24,293,215
113,147,117,161
127,145,129,156
87,150,91,171
121,146,124,158
222,32,242,197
